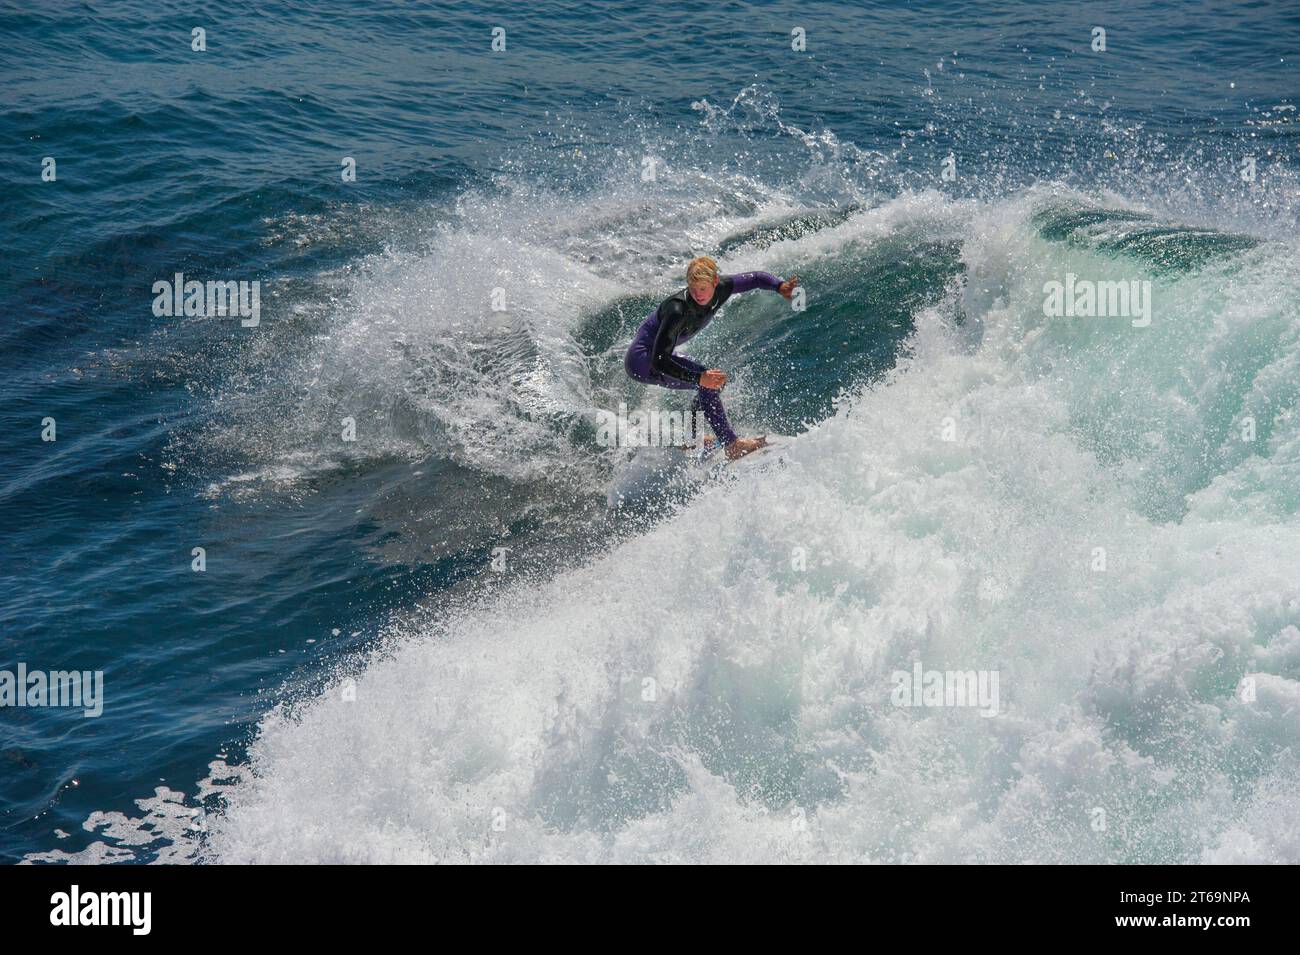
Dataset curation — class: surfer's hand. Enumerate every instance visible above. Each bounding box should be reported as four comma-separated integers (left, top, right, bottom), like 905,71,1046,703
778,274,799,300
699,369,727,390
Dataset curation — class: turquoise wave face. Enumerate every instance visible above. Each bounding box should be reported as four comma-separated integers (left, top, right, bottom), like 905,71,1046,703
2,0,1297,864
1033,203,1261,272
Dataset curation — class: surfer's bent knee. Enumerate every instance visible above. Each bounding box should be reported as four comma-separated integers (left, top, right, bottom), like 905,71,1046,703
624,347,651,383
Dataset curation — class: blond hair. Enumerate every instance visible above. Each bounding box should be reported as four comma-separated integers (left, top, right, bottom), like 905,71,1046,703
686,256,719,285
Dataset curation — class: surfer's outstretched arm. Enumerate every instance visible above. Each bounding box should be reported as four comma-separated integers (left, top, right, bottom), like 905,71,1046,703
728,271,800,299
727,271,782,293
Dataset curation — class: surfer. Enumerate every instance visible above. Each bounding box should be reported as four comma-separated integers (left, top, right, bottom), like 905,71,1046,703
624,256,799,460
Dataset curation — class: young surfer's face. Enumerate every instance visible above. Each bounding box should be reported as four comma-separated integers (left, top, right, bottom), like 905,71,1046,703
688,278,717,305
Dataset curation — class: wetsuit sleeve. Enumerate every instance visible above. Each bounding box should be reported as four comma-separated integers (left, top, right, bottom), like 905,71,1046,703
726,271,783,294
649,299,705,384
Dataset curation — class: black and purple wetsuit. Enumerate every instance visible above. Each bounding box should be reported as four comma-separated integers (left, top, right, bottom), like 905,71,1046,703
624,271,784,446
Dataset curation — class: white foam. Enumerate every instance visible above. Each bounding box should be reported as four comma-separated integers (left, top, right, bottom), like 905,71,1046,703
204,191,1300,864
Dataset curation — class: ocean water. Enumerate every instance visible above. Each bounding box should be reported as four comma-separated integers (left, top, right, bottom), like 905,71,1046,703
1,0,1297,864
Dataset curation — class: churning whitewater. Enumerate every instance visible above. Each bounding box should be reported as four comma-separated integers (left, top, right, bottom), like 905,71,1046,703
198,186,1300,865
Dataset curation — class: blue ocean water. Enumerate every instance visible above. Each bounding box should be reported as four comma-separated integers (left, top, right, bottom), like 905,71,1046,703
1,1,1297,863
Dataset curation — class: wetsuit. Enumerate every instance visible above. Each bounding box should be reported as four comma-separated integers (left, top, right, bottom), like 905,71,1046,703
624,271,783,446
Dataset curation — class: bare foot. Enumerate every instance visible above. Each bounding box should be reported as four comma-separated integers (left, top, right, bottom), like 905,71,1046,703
724,436,768,460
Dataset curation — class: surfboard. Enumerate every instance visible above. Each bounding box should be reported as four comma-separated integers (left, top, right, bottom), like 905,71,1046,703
724,434,792,471
607,434,795,509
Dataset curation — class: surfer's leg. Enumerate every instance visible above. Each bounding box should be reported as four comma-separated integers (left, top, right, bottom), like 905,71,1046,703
626,346,735,447
626,346,698,393
675,356,766,456
648,352,735,447
669,353,737,446
692,385,738,446
625,344,690,388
